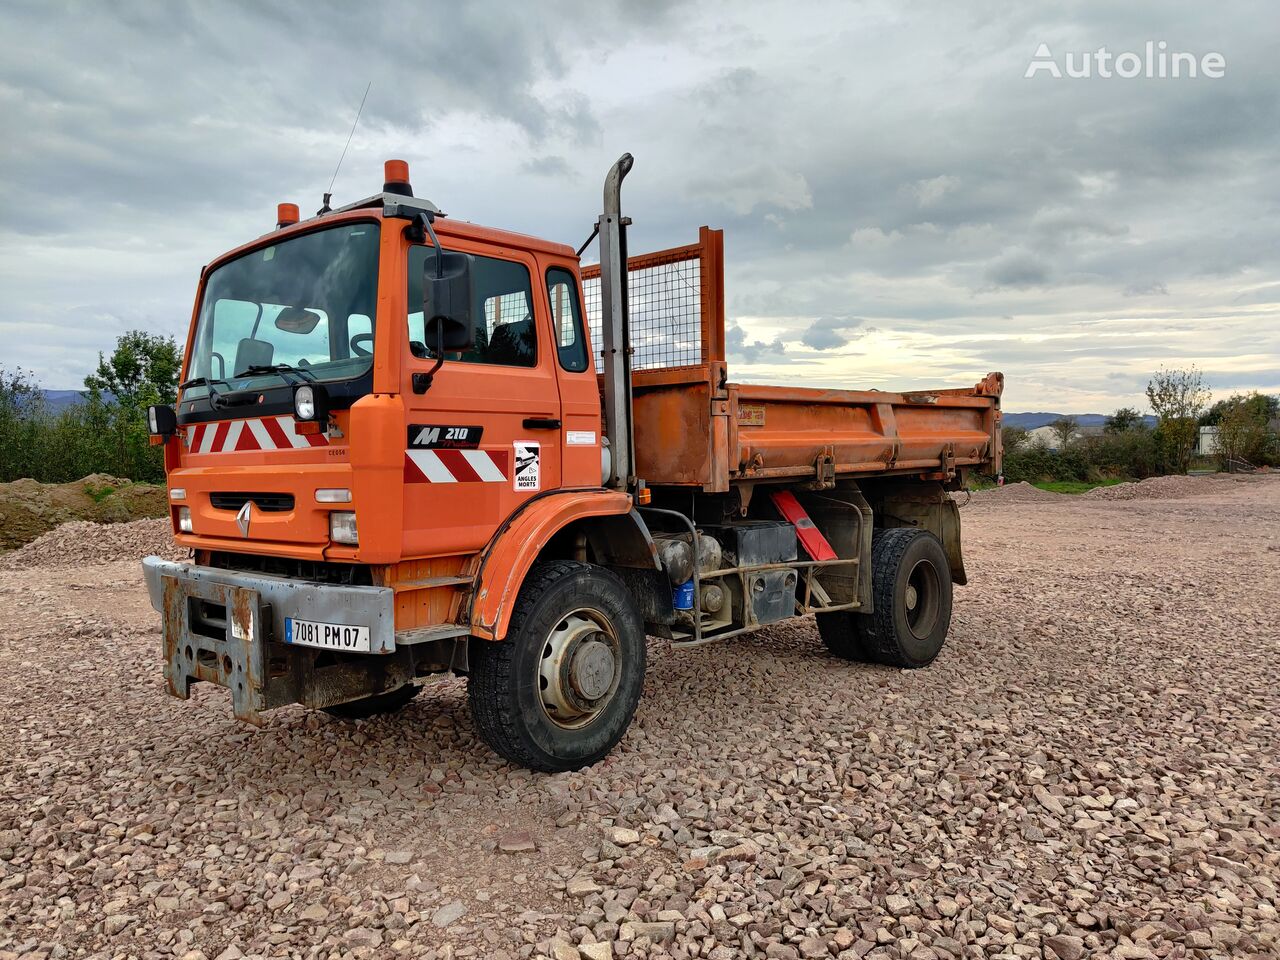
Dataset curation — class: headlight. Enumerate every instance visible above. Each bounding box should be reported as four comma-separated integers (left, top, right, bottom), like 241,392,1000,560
177,507,193,533
169,488,186,501
294,385,316,420
315,488,351,503
293,383,330,422
329,511,358,545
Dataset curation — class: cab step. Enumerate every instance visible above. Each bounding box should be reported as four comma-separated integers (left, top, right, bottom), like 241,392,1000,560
395,623,470,646
392,575,474,593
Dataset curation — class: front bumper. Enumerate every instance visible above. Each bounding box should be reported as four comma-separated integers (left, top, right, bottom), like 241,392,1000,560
142,556,402,724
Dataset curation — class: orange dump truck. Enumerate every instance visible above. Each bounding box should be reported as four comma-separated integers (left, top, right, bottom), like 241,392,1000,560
142,155,1002,771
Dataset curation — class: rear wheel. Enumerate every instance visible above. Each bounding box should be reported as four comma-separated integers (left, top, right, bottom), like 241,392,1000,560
468,560,646,772
818,528,953,668
816,609,874,661
322,683,420,719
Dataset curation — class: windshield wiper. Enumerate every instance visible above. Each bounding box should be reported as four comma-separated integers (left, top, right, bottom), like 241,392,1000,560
178,375,230,391
239,363,317,384
178,375,231,409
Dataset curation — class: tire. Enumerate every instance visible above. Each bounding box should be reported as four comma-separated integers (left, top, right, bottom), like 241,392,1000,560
322,683,420,719
819,528,952,669
468,560,646,772
816,609,874,662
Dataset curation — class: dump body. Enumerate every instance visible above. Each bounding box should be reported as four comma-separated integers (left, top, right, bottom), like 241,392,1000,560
632,374,1002,490
582,228,1002,491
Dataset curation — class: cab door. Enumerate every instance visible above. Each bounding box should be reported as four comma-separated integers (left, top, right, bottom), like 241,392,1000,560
400,242,561,558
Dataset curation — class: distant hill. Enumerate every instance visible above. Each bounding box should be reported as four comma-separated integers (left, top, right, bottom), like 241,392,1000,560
41,389,91,410
1004,411,1157,430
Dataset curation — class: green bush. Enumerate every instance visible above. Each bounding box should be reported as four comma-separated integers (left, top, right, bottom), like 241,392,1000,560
0,367,165,484
0,368,45,481
1080,429,1161,479
1001,440,1090,484
995,425,1169,486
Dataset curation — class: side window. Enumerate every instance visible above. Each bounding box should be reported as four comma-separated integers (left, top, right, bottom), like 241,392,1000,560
547,268,589,372
408,247,536,367
347,313,373,357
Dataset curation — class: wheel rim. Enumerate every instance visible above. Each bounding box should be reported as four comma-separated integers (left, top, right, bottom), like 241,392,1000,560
904,558,942,640
538,608,621,729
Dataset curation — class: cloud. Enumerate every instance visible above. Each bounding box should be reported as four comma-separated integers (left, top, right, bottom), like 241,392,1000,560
1233,283,1280,304
800,316,866,350
0,0,1277,414
726,322,787,363
801,324,848,351
984,251,1051,288
686,164,813,216
522,156,574,178
1124,281,1169,297
909,175,958,207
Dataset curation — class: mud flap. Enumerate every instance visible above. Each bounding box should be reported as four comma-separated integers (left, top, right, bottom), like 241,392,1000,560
876,489,967,586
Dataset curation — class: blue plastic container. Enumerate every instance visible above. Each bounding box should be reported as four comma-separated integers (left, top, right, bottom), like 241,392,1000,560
673,579,695,610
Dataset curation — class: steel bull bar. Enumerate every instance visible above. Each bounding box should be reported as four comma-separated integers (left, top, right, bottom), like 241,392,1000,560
141,557,411,725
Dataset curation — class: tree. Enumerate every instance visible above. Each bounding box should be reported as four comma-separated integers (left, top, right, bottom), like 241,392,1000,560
1146,366,1210,473
1049,416,1078,448
84,330,181,408
1201,392,1279,427
1105,407,1144,433
82,331,181,482
1001,425,1030,452
1215,393,1274,469
0,367,45,481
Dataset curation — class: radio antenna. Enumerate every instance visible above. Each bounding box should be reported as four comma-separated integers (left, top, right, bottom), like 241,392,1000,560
319,81,371,214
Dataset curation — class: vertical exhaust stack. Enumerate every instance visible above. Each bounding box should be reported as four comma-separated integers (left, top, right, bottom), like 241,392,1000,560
598,153,635,490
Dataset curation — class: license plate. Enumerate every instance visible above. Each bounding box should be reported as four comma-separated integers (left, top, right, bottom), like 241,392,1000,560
285,617,371,652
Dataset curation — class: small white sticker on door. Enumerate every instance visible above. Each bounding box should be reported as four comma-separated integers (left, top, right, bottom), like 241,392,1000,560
565,430,596,446
514,441,540,491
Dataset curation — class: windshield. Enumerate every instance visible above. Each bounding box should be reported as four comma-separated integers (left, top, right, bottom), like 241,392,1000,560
184,223,380,398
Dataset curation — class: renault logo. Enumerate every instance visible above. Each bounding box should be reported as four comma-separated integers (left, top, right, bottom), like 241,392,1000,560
236,500,252,537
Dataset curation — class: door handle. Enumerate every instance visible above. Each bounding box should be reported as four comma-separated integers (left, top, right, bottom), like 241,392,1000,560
522,417,561,430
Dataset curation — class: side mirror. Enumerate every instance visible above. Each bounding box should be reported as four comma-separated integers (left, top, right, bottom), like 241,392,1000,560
423,251,475,352
146,403,177,438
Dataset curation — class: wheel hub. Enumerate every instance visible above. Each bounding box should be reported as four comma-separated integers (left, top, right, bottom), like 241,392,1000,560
570,640,616,701
905,558,941,640
538,610,621,729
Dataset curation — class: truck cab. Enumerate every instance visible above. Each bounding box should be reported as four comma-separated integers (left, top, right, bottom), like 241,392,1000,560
172,185,602,564
143,157,1003,771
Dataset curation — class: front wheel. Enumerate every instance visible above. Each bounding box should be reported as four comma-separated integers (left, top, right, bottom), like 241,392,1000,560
468,560,646,772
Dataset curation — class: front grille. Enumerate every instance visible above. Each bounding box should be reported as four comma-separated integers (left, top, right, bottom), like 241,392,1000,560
206,551,372,586
209,492,295,513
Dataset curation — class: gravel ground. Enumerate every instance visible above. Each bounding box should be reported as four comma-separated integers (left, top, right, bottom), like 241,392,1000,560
0,519,187,570
1,476,1277,960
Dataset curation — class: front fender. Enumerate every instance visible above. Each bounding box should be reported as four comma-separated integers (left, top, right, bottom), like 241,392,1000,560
469,489,653,641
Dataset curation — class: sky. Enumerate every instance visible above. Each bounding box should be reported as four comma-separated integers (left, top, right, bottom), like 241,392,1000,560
1,1,1277,414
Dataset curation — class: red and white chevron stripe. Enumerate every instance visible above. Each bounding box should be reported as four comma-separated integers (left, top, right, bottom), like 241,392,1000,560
404,449,509,484
185,416,329,453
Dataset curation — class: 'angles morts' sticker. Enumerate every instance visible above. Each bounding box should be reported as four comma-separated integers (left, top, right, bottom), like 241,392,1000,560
408,424,483,449
514,440,540,491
